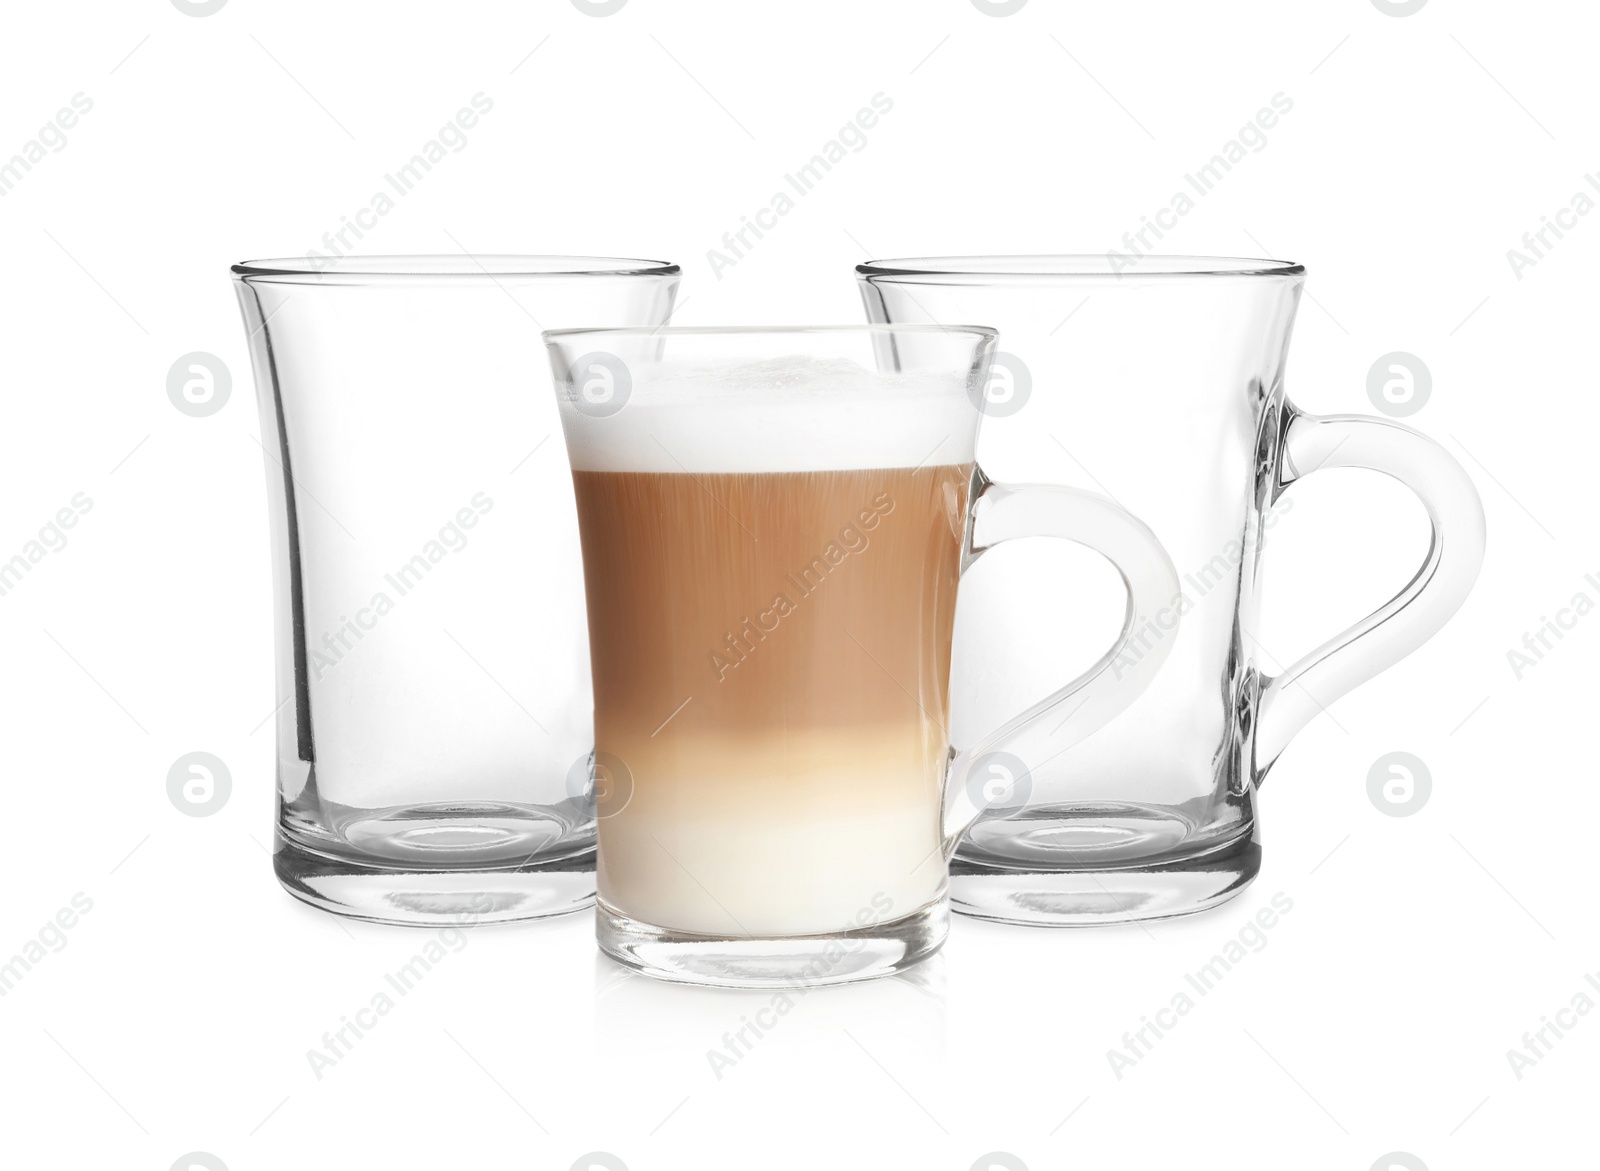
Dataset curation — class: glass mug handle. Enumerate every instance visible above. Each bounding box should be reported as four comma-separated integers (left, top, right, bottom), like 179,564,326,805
942,471,1183,854
1254,405,1488,777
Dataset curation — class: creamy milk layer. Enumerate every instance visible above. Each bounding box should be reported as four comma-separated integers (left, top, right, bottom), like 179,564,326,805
556,356,979,473
597,728,948,937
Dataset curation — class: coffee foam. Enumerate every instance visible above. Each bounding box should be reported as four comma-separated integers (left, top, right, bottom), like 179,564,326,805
556,356,979,473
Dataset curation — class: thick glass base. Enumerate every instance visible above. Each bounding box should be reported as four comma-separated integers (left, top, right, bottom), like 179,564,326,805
275,802,595,926
950,820,1261,926
597,896,949,988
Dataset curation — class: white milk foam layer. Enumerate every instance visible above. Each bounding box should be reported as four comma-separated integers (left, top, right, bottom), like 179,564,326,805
558,356,979,474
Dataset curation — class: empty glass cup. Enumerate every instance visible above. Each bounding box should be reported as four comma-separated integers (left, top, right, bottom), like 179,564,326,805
232,255,679,925
859,256,1486,925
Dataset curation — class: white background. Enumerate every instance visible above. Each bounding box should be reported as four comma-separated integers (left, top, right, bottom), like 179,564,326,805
1,1,1595,1168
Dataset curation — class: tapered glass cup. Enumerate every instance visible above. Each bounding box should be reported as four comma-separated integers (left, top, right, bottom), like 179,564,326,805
544,324,1181,985
232,255,679,925
859,256,1486,925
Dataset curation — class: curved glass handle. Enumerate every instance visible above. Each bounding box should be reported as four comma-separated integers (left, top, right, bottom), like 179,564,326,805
1255,405,1487,777
943,474,1182,855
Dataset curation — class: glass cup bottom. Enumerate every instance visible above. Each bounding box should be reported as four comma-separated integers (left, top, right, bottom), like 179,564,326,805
275,799,596,926
949,813,1261,926
596,895,950,988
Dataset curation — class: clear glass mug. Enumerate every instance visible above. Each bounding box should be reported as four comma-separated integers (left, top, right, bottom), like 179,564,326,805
542,324,1181,986
232,255,679,925
859,256,1486,925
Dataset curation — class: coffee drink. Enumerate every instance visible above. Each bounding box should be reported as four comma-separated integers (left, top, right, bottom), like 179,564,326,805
574,464,970,936
550,328,1182,986
563,358,977,937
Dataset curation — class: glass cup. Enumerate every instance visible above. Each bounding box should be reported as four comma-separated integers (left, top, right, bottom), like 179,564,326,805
543,324,1182,985
232,255,680,925
858,255,1486,925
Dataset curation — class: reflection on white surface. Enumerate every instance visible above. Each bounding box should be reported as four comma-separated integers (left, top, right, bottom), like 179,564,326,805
593,951,947,1075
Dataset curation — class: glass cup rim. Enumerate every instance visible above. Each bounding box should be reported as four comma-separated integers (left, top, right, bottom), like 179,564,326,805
542,322,998,345
231,254,680,282
857,254,1304,279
